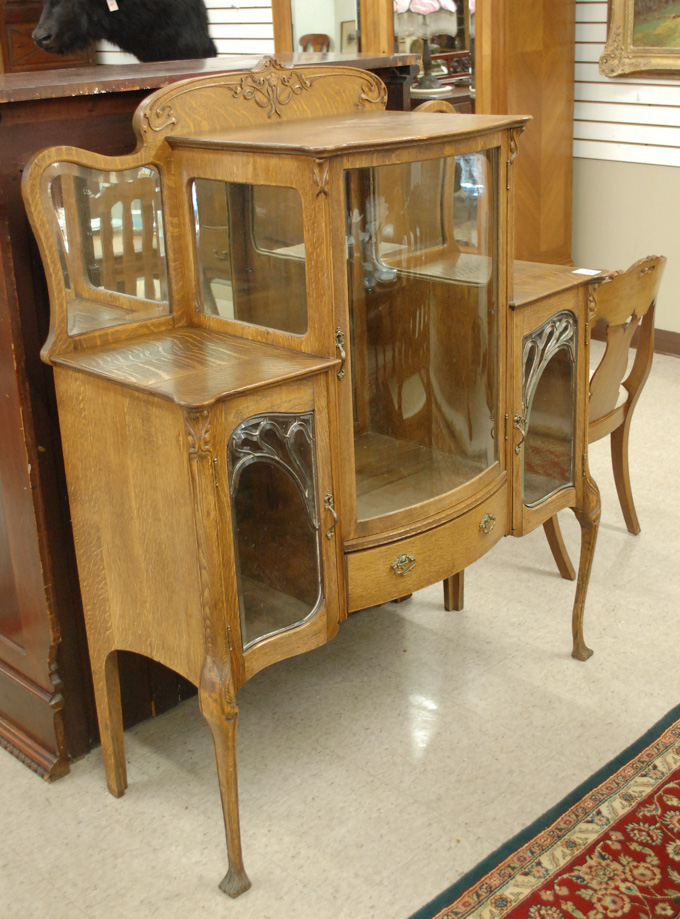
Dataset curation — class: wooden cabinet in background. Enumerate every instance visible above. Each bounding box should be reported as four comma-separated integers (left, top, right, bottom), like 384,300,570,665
22,60,601,897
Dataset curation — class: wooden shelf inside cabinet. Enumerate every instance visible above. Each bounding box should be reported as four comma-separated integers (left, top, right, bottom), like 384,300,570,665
21,59,602,901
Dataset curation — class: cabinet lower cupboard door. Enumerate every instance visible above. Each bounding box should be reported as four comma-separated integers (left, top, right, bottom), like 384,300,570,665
228,411,324,650
521,311,577,507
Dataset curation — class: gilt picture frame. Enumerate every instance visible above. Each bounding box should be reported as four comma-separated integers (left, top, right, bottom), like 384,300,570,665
600,0,680,77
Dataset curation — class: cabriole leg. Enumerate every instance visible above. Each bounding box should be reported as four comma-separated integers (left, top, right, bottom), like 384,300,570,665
199,660,251,898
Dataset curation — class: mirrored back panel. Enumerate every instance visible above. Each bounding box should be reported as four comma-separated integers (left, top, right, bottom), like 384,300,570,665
42,163,169,336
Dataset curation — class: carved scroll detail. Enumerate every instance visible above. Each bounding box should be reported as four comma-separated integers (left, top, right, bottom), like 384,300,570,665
185,409,212,456
232,58,313,118
313,159,330,197
358,77,388,109
228,413,319,529
144,103,177,135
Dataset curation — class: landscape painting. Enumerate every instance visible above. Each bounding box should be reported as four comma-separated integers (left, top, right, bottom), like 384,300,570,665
600,0,680,75
633,0,680,48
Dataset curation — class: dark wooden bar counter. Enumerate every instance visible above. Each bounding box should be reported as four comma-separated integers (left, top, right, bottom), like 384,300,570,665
0,52,417,780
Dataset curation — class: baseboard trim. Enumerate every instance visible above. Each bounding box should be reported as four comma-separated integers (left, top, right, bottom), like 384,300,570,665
654,328,680,357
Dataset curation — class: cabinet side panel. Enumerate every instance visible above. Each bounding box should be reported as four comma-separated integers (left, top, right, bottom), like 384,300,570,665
53,370,205,686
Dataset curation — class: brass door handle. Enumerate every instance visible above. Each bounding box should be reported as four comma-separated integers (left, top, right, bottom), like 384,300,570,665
324,491,337,539
335,327,346,380
513,412,526,454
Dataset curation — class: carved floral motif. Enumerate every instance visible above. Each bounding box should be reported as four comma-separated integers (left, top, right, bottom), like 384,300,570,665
185,409,212,456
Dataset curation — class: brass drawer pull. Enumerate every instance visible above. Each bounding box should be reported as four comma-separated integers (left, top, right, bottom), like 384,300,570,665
480,513,496,535
391,553,417,576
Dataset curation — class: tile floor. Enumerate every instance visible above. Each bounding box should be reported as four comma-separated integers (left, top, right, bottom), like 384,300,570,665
1,350,679,919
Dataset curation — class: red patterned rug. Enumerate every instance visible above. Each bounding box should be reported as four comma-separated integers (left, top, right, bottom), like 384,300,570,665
411,706,680,919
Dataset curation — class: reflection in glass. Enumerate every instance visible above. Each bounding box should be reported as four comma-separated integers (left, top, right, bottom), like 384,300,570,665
345,152,498,521
228,413,322,650
191,180,307,334
41,163,169,335
521,312,577,506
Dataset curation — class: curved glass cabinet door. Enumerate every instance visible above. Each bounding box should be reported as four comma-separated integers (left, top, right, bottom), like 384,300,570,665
228,412,323,650
344,151,499,522
521,311,577,507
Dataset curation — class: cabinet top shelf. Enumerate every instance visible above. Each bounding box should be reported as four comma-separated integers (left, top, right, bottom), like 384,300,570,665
51,328,337,408
169,111,531,158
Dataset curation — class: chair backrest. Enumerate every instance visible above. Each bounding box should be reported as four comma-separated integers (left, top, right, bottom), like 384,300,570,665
299,33,331,52
589,254,666,425
413,99,457,114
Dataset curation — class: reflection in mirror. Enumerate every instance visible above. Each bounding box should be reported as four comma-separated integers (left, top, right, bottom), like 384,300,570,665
41,162,169,336
345,151,498,522
291,0,357,52
522,313,577,507
191,179,307,335
229,413,323,650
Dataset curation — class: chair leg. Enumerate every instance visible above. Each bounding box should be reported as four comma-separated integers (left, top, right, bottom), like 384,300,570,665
611,419,641,535
443,570,464,611
90,649,128,798
199,659,251,899
543,515,576,581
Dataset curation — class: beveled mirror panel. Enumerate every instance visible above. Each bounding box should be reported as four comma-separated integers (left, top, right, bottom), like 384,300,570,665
228,413,323,650
522,312,577,507
191,179,307,334
345,152,498,521
41,163,169,336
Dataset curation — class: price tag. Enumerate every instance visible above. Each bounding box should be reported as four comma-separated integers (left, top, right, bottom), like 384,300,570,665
107,0,119,11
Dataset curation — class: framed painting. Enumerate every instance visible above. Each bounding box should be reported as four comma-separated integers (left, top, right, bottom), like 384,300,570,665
600,0,680,76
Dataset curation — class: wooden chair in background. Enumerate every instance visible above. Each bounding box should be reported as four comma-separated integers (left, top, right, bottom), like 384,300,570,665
298,33,330,52
545,254,666,578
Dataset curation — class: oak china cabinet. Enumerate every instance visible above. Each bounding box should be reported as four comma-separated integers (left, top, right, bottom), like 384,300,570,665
22,59,600,897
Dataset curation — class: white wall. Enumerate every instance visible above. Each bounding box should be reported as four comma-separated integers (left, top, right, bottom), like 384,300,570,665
573,0,680,334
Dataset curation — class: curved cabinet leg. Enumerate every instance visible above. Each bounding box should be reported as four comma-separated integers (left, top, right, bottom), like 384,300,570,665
91,649,127,797
610,419,641,535
543,515,576,581
443,571,464,611
199,659,251,899
570,472,601,662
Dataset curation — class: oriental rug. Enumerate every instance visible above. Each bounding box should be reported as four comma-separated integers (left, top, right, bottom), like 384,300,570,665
411,705,680,919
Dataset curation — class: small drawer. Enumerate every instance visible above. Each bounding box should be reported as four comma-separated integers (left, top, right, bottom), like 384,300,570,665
346,484,508,612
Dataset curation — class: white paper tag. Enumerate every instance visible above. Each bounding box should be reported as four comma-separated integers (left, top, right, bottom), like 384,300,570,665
572,268,602,276
107,0,119,11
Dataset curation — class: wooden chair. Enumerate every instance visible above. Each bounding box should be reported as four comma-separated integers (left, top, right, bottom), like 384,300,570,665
299,33,330,52
545,254,666,579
